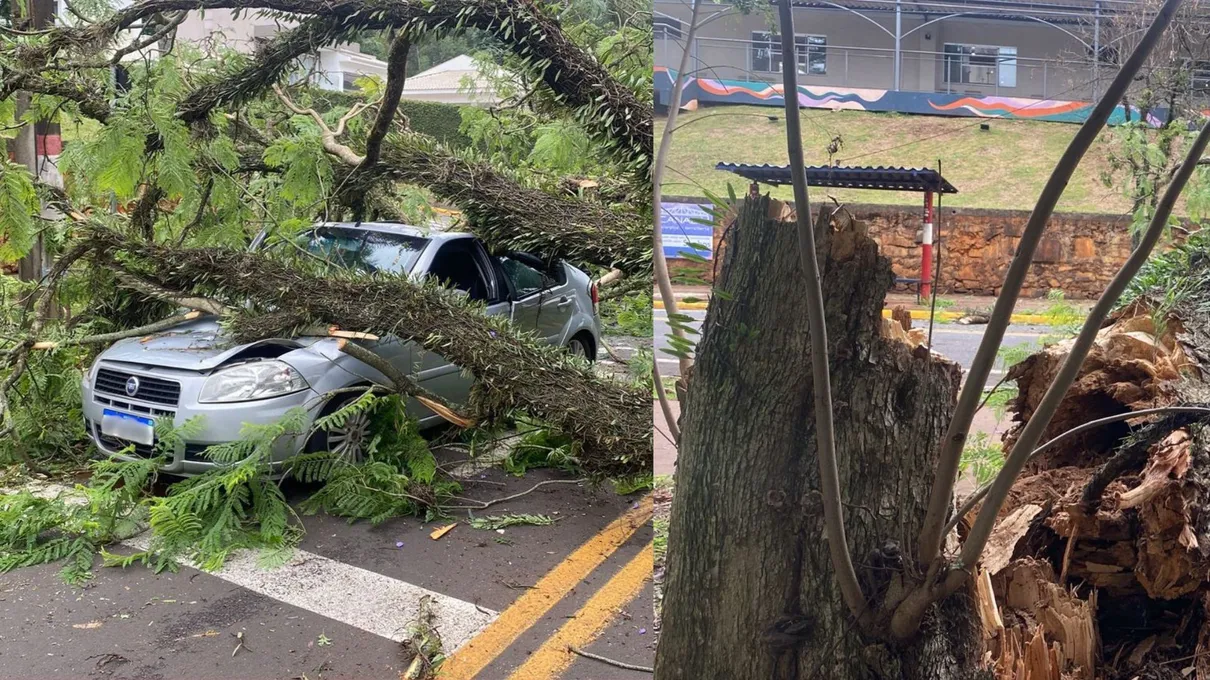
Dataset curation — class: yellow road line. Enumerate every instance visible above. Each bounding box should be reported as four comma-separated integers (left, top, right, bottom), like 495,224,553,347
504,542,654,680
437,496,653,680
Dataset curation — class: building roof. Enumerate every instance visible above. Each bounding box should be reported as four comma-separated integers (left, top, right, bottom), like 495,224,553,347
715,163,959,194
402,55,501,100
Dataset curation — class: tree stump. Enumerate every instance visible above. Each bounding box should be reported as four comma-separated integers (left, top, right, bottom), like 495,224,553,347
655,196,981,679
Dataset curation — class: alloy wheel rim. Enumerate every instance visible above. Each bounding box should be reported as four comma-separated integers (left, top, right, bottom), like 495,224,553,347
328,410,370,462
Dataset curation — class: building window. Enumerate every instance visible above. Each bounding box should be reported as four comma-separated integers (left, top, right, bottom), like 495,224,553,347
751,32,826,75
342,72,362,91
944,43,1017,87
654,16,683,41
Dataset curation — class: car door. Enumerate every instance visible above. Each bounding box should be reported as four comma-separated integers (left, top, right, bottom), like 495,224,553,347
407,237,507,420
499,254,575,345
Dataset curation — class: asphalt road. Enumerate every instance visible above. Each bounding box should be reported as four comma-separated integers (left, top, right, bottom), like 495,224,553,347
655,308,1055,388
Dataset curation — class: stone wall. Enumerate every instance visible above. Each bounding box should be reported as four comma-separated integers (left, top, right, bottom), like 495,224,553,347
859,203,1133,299
665,197,1137,299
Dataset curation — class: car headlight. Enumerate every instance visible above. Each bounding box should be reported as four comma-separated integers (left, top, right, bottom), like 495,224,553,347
198,361,309,403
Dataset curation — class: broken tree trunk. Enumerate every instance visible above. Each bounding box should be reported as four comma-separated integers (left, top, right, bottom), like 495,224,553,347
972,281,1210,679
655,196,981,678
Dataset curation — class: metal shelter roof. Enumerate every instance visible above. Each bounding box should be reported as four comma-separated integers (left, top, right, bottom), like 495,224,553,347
715,163,959,194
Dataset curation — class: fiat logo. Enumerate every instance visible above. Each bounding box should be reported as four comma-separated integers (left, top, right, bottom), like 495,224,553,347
125,376,140,397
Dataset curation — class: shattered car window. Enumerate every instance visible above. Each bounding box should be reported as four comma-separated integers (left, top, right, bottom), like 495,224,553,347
302,228,429,275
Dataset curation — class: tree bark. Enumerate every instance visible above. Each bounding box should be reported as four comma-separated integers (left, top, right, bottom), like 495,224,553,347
655,196,982,679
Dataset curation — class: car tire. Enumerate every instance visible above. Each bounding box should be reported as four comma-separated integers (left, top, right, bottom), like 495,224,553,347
567,333,595,363
304,393,372,464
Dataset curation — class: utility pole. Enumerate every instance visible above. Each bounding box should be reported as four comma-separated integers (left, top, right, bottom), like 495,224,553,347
9,0,59,283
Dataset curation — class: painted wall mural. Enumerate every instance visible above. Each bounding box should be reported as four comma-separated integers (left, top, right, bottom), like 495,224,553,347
655,67,1167,127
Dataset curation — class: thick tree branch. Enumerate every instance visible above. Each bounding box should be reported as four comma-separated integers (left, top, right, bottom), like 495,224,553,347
361,32,411,168
914,0,1183,568
368,134,649,274
48,0,650,173
0,69,110,122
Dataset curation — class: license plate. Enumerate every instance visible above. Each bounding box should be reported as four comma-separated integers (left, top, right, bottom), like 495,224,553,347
100,409,155,446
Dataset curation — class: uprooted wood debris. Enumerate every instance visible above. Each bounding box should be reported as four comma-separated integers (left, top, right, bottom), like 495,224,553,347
955,271,1210,679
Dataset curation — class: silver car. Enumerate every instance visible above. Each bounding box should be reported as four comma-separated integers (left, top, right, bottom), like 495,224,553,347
81,222,602,475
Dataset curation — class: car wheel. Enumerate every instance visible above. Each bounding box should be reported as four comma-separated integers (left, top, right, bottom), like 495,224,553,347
306,395,372,464
567,334,594,362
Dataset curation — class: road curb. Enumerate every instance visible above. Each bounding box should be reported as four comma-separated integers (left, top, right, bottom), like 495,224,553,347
655,300,1054,325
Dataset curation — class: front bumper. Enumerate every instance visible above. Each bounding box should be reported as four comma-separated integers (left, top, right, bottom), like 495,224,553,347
82,362,323,476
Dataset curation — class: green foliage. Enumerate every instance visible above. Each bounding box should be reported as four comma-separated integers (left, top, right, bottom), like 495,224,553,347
959,432,1005,486
0,158,39,261
611,473,653,495
0,453,162,585
503,419,581,475
599,291,652,337
400,100,473,148
467,513,557,530
1121,225,1210,313
983,384,1018,422
1040,289,1084,331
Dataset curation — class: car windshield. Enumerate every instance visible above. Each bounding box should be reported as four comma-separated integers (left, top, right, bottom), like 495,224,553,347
295,227,428,275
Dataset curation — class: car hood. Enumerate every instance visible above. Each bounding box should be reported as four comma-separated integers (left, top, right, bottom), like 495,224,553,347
99,318,311,371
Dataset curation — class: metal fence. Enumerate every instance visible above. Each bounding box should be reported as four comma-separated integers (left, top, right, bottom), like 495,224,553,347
662,36,1107,101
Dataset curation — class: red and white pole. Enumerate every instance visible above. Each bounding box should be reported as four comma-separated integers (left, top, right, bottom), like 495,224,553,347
921,191,934,300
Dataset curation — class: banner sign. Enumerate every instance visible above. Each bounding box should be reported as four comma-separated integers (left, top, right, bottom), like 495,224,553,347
661,202,713,260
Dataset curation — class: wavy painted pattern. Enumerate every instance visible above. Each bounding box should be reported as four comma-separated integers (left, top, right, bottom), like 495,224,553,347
654,67,1167,127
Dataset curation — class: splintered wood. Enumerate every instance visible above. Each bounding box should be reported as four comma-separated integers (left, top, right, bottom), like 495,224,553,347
972,300,1210,680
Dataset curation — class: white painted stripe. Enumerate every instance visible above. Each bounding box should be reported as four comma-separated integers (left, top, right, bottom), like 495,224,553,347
123,533,497,653
5,482,496,653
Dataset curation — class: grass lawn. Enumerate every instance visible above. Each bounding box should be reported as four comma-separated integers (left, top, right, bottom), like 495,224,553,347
658,106,1140,215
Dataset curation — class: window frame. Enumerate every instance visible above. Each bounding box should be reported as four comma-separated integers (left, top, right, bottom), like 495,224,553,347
943,42,1017,88
750,31,827,76
428,237,502,304
654,16,684,41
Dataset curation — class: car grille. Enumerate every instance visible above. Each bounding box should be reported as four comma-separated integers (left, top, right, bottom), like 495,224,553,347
93,395,175,418
95,368,181,406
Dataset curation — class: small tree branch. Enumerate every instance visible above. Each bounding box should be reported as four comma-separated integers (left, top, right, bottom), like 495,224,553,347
114,272,230,316
651,0,701,378
28,311,204,350
653,360,680,444
108,11,185,64
775,0,867,624
915,0,1184,567
272,84,368,167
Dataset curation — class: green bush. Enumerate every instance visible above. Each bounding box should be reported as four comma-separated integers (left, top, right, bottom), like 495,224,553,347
399,100,473,148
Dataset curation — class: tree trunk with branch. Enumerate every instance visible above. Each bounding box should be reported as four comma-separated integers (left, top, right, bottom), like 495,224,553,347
654,197,981,678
